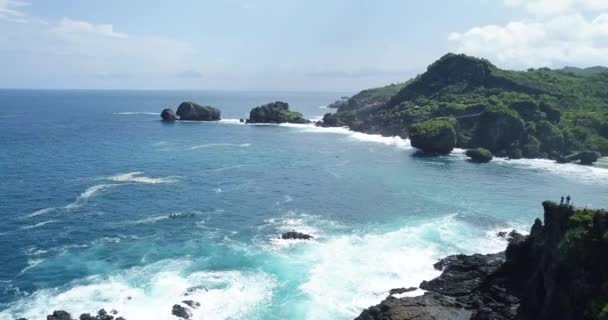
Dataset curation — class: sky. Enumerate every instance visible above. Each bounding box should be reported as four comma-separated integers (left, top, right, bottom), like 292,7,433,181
1,0,607,91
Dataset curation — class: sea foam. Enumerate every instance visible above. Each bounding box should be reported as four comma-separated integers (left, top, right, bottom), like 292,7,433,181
107,172,179,184
65,184,119,210
191,143,251,150
0,260,276,320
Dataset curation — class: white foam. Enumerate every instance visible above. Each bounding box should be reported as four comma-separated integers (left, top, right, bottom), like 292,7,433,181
65,184,118,210
219,118,245,124
493,156,608,184
0,259,276,320
112,112,158,115
107,172,179,184
20,220,58,230
26,207,57,218
18,259,45,276
288,214,511,319
191,143,251,150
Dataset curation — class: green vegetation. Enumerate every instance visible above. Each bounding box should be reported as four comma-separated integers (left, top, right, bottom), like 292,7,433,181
176,101,221,121
409,117,457,154
465,147,493,163
247,101,309,124
561,208,608,319
323,53,608,160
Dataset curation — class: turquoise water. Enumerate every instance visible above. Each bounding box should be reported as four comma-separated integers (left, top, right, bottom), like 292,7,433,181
1,90,607,320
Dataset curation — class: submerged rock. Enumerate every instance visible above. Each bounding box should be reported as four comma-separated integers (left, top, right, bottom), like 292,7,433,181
281,231,313,240
47,311,72,320
176,101,221,121
246,101,310,124
160,108,178,121
466,148,493,163
182,300,201,309
172,304,192,319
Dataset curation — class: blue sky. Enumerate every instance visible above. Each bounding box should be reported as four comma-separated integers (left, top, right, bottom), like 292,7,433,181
1,0,607,91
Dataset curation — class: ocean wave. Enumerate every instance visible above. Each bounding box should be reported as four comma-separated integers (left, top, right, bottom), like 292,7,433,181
20,220,58,230
65,184,119,210
112,112,158,115
493,157,608,184
219,119,245,124
265,213,515,319
26,207,57,218
107,172,179,184
0,259,276,320
18,258,45,276
191,143,251,150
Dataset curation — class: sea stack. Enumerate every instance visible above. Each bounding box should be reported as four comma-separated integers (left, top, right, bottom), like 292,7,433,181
161,108,178,121
175,101,221,121
246,101,310,124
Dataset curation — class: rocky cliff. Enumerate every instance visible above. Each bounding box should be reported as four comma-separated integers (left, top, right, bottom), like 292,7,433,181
355,201,608,320
322,53,608,163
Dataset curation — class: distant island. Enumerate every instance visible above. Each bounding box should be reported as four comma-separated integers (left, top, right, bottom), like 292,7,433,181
319,53,608,165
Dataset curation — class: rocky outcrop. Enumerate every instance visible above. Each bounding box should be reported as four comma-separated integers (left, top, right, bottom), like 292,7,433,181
281,231,313,240
247,101,310,124
355,201,608,320
160,108,178,121
409,118,457,154
172,304,192,319
557,151,601,165
466,148,493,163
42,309,125,320
176,102,221,121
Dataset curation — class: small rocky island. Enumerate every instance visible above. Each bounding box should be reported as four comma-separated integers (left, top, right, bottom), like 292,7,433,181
355,201,608,320
246,101,310,124
160,101,221,121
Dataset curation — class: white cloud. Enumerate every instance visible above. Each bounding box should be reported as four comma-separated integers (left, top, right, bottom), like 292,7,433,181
449,2,608,69
51,18,128,38
0,0,28,22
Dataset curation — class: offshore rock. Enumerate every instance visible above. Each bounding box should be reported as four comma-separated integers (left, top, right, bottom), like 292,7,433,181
176,101,221,121
172,304,192,319
409,117,457,154
281,231,313,240
466,148,493,163
247,101,310,124
160,108,178,121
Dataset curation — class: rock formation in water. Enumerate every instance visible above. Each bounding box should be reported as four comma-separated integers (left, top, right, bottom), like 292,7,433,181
466,148,493,163
43,309,126,320
320,53,608,162
409,117,457,154
175,101,221,121
246,101,310,124
355,201,608,320
281,230,313,240
160,108,178,121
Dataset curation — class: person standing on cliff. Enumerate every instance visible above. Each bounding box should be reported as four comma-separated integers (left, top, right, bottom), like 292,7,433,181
566,195,571,205
560,196,564,205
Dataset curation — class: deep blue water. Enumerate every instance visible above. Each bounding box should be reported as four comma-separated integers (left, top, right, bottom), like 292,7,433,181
1,90,607,320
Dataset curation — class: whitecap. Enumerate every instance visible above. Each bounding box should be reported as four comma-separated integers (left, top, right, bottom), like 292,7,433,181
219,118,245,124
283,214,514,319
0,259,276,320
20,220,58,230
493,156,608,185
18,259,45,276
191,143,251,150
26,207,57,218
112,112,158,115
107,172,179,184
65,184,118,210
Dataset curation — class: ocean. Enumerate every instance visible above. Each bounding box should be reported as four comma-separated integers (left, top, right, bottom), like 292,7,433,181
1,89,607,320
